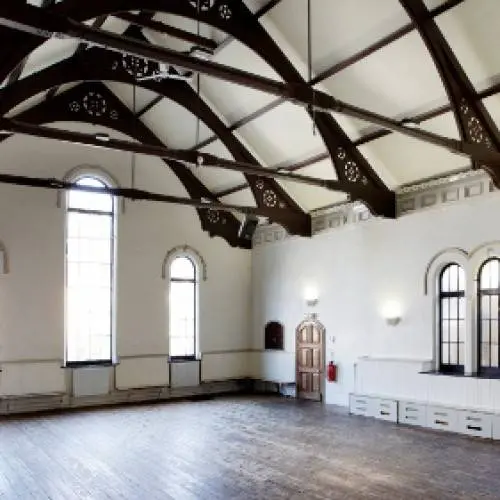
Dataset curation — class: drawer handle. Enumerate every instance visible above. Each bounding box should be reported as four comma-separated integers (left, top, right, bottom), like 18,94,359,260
466,416,482,422
380,411,390,416
435,412,448,417
467,425,482,431
406,407,418,412
405,416,417,421
435,419,449,426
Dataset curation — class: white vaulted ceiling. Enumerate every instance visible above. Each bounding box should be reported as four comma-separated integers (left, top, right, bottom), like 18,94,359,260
2,0,500,214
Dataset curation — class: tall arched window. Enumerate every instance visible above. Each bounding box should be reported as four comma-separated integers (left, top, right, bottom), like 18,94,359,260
169,256,197,359
478,258,500,376
439,263,465,373
66,176,116,365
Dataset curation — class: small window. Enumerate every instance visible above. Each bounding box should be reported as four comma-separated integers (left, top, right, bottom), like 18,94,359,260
65,176,115,365
439,263,465,373
169,256,197,359
478,258,500,376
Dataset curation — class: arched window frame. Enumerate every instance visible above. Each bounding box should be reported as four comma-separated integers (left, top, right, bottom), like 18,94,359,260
438,263,466,374
477,258,500,377
63,169,118,366
163,246,204,361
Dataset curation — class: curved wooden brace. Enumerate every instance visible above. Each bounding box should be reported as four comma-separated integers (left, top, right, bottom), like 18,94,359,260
399,0,500,186
0,48,311,237
0,0,395,218
2,80,252,249
162,245,207,281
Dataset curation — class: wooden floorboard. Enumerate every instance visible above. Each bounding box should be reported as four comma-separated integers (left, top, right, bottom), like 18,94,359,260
1,395,500,499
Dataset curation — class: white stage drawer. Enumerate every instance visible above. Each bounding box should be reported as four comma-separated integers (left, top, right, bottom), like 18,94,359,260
349,394,371,416
371,398,398,422
457,410,492,439
426,405,459,432
398,401,426,427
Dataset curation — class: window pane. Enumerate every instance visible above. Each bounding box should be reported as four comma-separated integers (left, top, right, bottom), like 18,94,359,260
448,265,458,292
449,321,458,342
492,295,499,319
482,344,491,367
68,177,113,212
442,344,449,364
481,296,491,319
458,297,466,320
170,257,195,280
66,181,114,363
169,280,195,357
458,267,465,292
441,267,450,293
441,321,449,342
449,344,458,365
492,321,499,344
458,320,465,342
442,298,450,319
492,346,499,368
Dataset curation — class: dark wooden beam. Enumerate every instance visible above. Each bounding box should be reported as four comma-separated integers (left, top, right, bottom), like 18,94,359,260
216,81,500,196
194,0,464,151
114,12,217,51
400,0,500,186
46,14,108,100
0,118,341,191
214,0,283,54
136,94,163,117
5,0,56,86
0,3,485,163
0,170,291,220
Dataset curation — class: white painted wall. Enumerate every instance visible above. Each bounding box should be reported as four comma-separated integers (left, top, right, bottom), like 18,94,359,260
0,128,251,395
252,191,500,408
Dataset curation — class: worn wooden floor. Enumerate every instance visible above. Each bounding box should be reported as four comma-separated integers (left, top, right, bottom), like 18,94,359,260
1,396,500,499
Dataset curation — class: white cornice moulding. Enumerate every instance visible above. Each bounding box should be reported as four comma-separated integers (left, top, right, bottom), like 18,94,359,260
254,170,496,247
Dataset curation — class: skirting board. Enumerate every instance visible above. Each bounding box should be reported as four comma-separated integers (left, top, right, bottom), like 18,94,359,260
0,378,280,416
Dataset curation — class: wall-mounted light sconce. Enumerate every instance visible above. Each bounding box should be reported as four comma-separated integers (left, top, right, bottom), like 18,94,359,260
381,300,402,326
304,286,319,307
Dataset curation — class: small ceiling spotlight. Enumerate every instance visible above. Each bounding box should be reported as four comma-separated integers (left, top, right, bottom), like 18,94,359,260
196,155,204,167
95,132,111,142
400,118,420,129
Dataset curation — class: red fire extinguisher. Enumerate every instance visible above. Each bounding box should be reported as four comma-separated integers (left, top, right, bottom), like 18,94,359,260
327,361,337,382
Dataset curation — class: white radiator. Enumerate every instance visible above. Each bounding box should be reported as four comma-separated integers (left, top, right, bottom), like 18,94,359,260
72,366,111,397
170,361,200,388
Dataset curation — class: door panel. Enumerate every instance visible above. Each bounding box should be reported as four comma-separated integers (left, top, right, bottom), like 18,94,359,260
296,320,325,401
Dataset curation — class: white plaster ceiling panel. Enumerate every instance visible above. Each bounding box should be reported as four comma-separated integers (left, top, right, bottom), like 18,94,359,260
237,102,328,167
268,0,410,76
133,154,188,197
6,91,48,118
423,0,448,10
243,0,270,14
417,110,460,140
321,30,448,119
482,94,500,130
357,143,399,190
363,126,467,186
220,187,257,208
139,97,213,149
104,82,159,114
436,0,500,90
278,177,348,212
193,140,246,192
331,112,379,142
100,16,130,35
199,39,281,125
20,38,80,82
294,158,337,181
147,13,224,53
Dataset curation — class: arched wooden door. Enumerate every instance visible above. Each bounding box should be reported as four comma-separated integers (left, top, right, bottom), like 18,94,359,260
295,317,325,401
